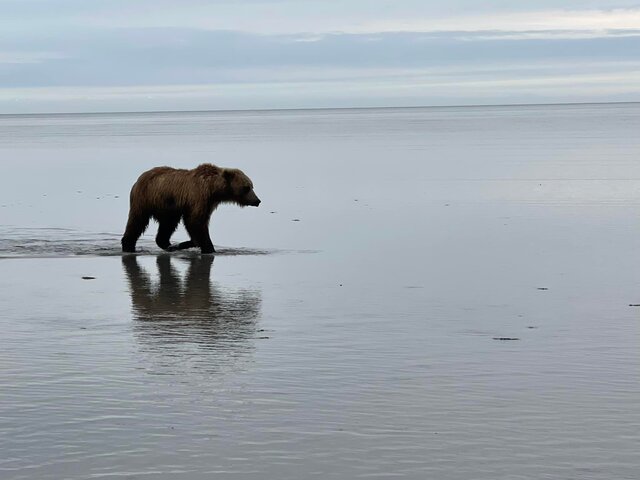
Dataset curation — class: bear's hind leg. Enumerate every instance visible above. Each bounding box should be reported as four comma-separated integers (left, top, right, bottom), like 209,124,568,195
122,210,151,253
155,214,181,251
167,240,196,251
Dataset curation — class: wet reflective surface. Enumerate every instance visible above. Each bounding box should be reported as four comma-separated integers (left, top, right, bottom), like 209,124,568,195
1,105,640,479
124,255,262,374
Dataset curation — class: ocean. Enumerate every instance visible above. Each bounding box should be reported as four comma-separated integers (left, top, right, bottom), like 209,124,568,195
1,104,639,479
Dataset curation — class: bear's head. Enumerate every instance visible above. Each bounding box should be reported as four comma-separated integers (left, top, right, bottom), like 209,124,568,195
223,168,261,207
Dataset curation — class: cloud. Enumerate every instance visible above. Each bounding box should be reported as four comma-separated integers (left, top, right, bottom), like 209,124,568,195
0,51,66,64
2,28,640,86
2,58,639,113
2,2,640,111
341,8,640,35
3,1,640,34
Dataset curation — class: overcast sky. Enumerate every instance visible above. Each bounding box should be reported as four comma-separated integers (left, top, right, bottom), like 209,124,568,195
1,0,640,113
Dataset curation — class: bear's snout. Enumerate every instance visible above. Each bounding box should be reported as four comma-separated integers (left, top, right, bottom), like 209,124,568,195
245,191,261,207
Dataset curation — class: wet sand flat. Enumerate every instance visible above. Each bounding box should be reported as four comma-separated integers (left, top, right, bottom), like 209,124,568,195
1,104,640,479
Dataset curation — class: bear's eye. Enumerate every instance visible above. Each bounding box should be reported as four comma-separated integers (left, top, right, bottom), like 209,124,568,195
243,186,251,194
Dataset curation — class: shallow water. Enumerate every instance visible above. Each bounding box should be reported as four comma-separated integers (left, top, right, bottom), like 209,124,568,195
1,104,640,479
0,227,275,258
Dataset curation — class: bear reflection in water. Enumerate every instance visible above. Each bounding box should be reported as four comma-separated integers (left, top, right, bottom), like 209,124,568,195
122,255,262,357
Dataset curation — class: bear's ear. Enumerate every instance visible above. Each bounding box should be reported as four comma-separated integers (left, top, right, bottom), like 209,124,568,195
223,170,235,183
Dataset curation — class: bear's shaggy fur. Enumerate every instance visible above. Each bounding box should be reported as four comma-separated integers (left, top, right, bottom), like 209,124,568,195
121,163,260,254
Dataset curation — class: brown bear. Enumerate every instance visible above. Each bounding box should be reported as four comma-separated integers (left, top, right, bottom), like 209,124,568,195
121,163,260,254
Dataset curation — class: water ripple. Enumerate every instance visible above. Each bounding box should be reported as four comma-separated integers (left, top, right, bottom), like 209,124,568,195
0,227,274,258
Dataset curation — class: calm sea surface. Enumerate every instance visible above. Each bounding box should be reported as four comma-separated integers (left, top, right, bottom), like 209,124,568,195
1,104,639,479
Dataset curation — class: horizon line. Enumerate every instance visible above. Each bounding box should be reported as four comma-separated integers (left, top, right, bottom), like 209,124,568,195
1,100,639,117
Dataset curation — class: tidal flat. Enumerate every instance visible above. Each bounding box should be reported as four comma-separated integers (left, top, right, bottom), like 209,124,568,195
1,104,639,479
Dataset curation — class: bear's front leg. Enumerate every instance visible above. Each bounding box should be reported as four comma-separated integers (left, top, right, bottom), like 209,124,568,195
184,217,216,254
197,231,215,254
